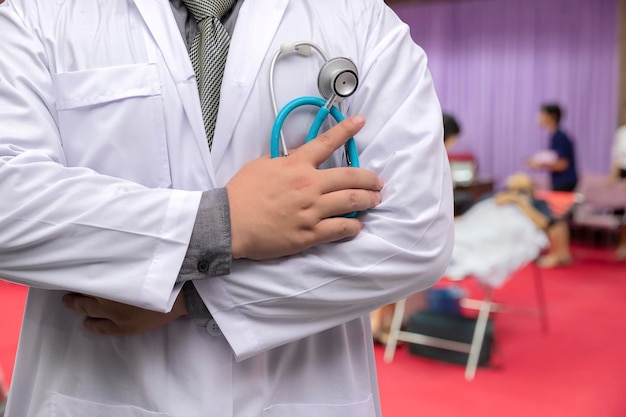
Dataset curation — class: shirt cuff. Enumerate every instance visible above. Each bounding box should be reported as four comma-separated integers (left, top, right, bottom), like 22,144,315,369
177,188,232,282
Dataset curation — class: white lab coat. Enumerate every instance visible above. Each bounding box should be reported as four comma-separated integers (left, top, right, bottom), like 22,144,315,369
0,0,453,416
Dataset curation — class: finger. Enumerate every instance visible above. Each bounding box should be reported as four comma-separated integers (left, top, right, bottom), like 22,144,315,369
62,293,105,318
310,217,364,244
316,189,382,219
316,166,383,194
292,115,366,166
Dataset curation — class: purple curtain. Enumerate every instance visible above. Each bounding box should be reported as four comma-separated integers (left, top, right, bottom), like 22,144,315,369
392,0,619,188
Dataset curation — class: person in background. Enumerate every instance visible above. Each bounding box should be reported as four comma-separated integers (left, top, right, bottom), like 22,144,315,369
495,173,554,229
526,104,576,267
529,103,579,192
496,173,572,267
609,110,626,260
444,113,474,216
443,113,461,152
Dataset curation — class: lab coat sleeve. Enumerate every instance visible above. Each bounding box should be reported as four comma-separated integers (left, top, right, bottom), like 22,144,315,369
196,2,455,361
0,1,200,312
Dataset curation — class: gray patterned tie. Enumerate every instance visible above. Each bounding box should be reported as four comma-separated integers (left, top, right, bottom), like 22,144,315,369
183,0,235,149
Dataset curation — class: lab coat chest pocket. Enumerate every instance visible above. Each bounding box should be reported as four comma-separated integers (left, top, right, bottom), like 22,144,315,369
53,63,171,188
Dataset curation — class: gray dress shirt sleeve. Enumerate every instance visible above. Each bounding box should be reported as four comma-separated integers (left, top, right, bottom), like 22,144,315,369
177,188,232,318
178,188,232,282
179,189,232,318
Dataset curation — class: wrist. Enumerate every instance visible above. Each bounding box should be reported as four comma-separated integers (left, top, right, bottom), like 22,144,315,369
230,229,246,259
225,186,245,260
229,224,250,260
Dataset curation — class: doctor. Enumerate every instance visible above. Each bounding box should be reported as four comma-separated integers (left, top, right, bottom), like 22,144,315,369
0,0,453,416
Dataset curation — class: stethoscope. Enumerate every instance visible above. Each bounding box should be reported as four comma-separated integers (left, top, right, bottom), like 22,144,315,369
269,41,360,166
269,41,361,217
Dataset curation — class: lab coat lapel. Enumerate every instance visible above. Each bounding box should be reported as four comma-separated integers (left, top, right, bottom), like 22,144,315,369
210,0,289,169
132,0,217,186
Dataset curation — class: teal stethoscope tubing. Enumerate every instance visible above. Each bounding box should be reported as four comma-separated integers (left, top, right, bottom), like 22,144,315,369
271,96,360,218
270,96,360,167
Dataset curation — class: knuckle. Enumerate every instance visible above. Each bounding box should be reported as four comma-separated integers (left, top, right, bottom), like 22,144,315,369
291,231,313,251
299,203,321,224
337,219,358,238
348,190,359,210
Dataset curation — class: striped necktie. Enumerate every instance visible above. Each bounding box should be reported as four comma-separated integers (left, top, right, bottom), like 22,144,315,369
183,0,235,149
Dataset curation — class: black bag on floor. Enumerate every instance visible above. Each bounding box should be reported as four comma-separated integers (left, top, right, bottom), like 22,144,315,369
406,310,494,367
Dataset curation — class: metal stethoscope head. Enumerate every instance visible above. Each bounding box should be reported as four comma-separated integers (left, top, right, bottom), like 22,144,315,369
317,56,359,105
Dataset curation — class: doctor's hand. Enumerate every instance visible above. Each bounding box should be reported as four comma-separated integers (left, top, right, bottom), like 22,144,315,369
226,115,383,260
62,292,188,336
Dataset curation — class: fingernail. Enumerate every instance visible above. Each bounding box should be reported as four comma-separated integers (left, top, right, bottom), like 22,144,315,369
378,177,384,189
352,115,365,126
376,191,383,204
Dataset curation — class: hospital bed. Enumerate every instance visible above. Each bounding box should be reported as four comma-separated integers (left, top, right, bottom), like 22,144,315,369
383,194,579,380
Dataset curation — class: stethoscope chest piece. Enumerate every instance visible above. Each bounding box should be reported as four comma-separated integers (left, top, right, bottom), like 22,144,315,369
318,57,359,100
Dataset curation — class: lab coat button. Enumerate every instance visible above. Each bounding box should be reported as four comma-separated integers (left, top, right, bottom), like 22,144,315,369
206,319,222,336
197,259,210,273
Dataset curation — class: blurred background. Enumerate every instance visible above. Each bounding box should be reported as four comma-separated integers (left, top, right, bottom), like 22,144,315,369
371,0,626,416
388,0,622,188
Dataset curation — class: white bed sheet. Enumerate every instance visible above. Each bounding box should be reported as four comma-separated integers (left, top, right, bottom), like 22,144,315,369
445,198,549,287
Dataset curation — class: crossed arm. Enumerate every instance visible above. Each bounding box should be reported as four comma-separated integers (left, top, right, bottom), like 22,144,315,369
63,116,384,335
